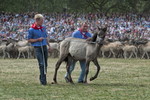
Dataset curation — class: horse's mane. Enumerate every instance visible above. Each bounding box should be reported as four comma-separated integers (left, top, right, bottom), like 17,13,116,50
86,33,97,42
87,27,107,42
91,33,97,42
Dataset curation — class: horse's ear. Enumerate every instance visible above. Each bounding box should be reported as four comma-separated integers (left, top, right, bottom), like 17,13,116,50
91,33,97,42
97,26,101,30
102,27,107,32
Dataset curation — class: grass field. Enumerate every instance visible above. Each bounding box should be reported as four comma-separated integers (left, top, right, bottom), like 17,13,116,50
0,58,150,100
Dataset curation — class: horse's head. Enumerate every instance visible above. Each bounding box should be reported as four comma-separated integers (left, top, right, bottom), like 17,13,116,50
94,27,107,44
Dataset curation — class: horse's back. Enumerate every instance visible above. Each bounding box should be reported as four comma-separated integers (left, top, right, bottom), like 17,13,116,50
60,37,87,60
69,37,87,60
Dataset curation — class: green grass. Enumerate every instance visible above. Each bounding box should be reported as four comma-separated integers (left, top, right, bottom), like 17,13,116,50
0,58,150,100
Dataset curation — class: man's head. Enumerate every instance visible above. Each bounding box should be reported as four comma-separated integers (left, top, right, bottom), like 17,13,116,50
34,14,44,26
80,22,88,32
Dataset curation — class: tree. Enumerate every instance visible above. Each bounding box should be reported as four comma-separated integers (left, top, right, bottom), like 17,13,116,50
0,0,149,13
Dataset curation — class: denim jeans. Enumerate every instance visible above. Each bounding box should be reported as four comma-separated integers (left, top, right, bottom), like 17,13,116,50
65,60,86,82
35,45,48,85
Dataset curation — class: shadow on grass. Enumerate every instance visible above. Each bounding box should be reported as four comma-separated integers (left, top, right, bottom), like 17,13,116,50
87,83,148,88
1,80,148,89
47,82,149,88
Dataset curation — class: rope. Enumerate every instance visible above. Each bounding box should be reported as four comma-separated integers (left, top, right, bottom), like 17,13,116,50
41,41,46,75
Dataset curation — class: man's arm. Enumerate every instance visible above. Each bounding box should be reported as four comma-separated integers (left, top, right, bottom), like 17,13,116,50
28,28,44,43
28,38,43,43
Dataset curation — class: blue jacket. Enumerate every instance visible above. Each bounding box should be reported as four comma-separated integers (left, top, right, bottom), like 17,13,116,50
72,30,92,39
28,26,48,46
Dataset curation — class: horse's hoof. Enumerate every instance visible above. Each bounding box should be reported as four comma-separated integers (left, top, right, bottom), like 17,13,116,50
90,77,95,81
51,82,57,84
64,77,69,83
83,81,88,84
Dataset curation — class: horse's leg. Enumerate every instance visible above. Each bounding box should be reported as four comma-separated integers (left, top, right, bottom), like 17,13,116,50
66,57,74,83
53,56,67,84
53,60,62,84
84,60,90,83
90,59,100,81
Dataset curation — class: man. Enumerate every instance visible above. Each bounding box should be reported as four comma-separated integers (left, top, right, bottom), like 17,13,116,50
28,14,51,85
65,22,92,83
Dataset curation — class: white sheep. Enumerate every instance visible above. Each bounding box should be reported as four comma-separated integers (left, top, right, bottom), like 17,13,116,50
17,46,31,59
122,44,138,59
0,44,7,58
139,44,150,59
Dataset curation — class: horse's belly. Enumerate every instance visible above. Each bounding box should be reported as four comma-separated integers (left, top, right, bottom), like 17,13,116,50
69,43,86,60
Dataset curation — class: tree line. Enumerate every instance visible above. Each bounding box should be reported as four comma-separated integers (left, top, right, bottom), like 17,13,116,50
0,0,150,13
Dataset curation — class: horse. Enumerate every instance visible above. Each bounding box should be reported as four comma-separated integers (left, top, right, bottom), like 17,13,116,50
52,27,107,84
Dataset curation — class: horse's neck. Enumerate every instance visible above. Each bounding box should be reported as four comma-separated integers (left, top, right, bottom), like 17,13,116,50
94,43,101,56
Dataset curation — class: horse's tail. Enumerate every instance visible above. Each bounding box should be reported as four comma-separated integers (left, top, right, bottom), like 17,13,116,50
64,53,72,66
64,56,68,63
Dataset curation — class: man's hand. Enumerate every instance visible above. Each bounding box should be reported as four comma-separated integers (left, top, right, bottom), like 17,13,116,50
37,37,44,42
86,37,92,41
28,37,44,43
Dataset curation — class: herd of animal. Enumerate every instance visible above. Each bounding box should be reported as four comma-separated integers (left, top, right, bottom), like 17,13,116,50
0,38,60,59
0,38,150,59
100,40,150,59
